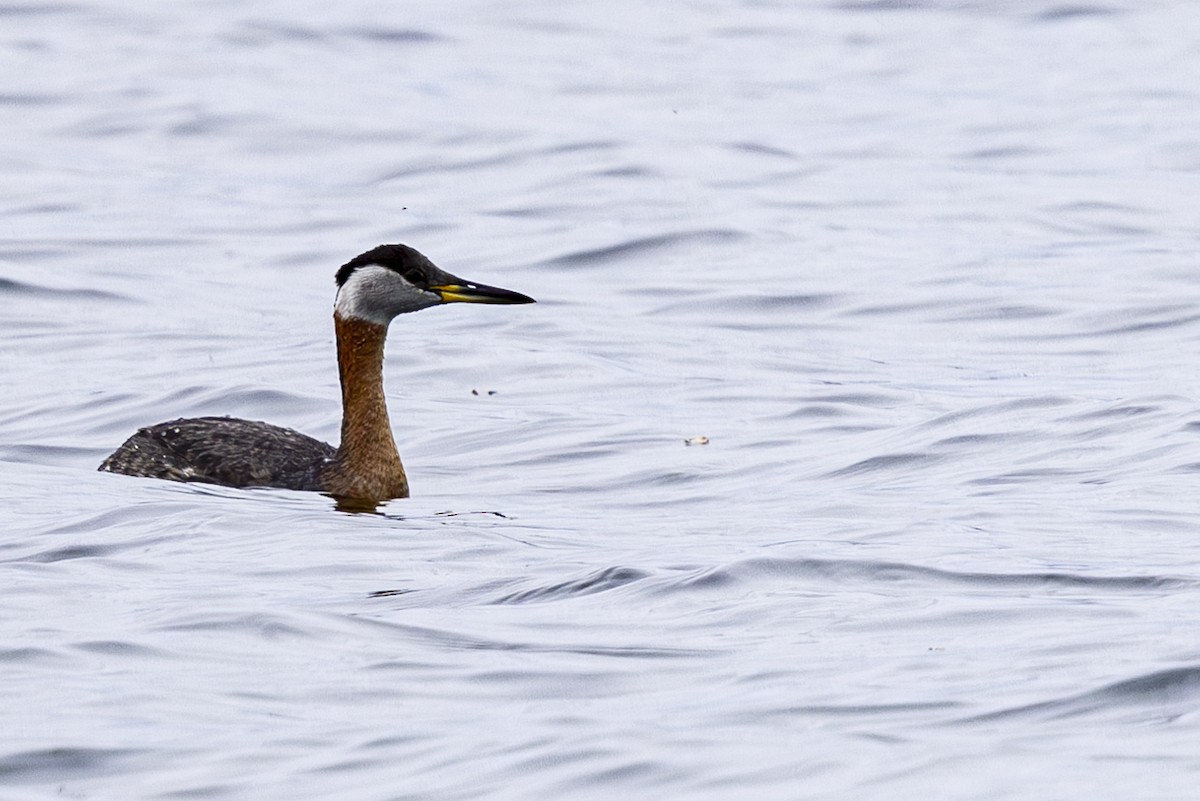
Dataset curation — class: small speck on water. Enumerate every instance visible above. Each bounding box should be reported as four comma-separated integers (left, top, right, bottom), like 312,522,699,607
685,436,710,446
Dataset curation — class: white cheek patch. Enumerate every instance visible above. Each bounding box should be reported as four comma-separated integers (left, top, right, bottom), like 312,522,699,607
334,265,441,324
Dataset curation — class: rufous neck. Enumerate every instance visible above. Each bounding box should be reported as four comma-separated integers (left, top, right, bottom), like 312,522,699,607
333,312,401,468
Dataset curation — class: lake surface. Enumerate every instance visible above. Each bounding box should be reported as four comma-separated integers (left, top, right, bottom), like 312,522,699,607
3,0,1200,798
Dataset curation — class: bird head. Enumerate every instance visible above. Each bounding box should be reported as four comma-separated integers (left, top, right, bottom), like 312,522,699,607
333,244,535,325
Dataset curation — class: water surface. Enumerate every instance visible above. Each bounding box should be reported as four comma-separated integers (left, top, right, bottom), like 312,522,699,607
3,0,1200,798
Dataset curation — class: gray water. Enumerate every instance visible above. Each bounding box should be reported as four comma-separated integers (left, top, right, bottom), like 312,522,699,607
3,0,1200,798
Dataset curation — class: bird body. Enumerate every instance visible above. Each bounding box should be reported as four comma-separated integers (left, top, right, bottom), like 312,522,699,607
99,244,534,503
100,416,335,490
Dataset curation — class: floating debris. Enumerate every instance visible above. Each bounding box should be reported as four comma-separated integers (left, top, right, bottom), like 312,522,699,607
685,436,710,446
471,389,498,396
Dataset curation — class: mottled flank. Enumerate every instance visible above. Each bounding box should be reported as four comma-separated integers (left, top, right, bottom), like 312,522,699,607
99,416,335,491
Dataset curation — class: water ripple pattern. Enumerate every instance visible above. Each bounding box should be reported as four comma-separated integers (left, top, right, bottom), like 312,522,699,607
2,0,1200,799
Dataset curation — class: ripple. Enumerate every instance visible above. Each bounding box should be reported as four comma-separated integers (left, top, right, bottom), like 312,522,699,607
0,443,98,466
968,467,1090,486
724,141,797,159
73,640,167,658
653,558,1193,595
0,3,82,16
963,665,1200,723
40,505,194,538
0,747,144,782
961,145,1045,161
0,92,62,106
156,613,314,640
0,277,130,302
371,140,618,183
1031,305,1200,340
825,452,943,477
540,230,747,270
7,543,127,563
723,700,961,725
803,390,910,407
230,19,327,44
654,291,839,320
1062,404,1161,421
1,202,79,216
1033,5,1121,23
492,566,650,604
936,303,1058,322
342,26,443,44
352,617,716,659
0,646,70,665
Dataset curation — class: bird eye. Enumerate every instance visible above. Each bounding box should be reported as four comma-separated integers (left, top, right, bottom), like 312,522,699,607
403,269,427,288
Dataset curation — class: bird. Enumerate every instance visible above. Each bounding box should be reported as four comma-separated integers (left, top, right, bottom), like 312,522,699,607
98,244,535,503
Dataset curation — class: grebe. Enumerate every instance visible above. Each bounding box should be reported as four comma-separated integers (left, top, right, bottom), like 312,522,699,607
99,244,534,502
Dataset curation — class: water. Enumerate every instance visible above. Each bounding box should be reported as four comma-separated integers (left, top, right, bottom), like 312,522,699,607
3,0,1200,797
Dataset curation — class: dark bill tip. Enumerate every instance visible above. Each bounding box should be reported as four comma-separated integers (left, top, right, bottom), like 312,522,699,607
430,281,536,305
